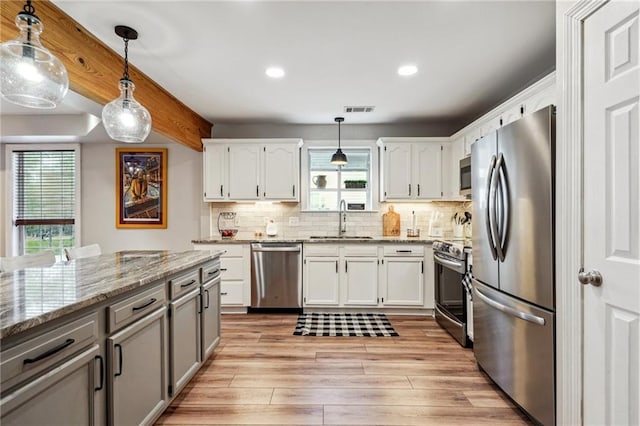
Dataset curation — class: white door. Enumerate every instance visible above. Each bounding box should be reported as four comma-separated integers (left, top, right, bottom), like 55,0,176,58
382,257,424,306
263,144,299,201
228,144,260,200
343,257,378,306
304,257,340,306
203,144,226,201
383,143,413,199
414,142,442,199
583,1,639,425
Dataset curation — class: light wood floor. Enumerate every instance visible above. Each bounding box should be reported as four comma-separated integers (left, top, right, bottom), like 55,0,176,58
156,314,533,425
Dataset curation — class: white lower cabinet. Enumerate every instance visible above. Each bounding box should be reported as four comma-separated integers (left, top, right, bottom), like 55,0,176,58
168,288,201,397
108,307,167,426
382,257,424,306
304,257,340,306
0,344,100,426
343,257,379,306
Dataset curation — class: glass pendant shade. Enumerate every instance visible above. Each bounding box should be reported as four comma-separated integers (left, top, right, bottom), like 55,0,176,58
102,79,152,143
0,11,69,109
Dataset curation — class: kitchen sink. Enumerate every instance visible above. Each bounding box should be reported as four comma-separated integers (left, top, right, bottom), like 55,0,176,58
308,236,374,240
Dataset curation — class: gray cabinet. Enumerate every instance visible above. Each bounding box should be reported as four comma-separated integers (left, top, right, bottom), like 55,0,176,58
0,344,100,426
107,307,167,426
201,276,221,361
168,287,201,396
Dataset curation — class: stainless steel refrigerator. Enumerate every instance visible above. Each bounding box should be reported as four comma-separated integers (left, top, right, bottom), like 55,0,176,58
471,106,555,426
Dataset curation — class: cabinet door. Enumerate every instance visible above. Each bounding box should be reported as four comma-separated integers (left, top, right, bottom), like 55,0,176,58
343,257,378,306
228,144,260,200
383,143,413,199
1,345,99,426
423,246,435,309
263,144,299,201
169,288,201,396
203,144,226,201
383,257,424,306
304,257,340,306
442,138,465,199
414,142,442,199
108,307,166,426
201,278,221,361
501,103,524,126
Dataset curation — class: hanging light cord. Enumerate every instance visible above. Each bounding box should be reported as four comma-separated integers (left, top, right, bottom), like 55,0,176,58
122,37,130,81
338,120,341,148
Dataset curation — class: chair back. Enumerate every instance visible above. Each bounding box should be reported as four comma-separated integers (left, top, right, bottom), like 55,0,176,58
64,244,102,260
0,251,56,273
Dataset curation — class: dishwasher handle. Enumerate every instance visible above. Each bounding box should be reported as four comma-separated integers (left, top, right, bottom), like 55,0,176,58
251,245,301,253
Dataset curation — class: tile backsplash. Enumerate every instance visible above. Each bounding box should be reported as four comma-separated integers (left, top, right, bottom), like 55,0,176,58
208,201,471,239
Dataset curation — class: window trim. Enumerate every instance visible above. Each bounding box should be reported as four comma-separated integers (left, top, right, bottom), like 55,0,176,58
4,144,82,257
300,140,379,213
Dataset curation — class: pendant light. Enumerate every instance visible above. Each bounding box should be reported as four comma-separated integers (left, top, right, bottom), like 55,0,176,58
330,117,347,165
0,0,69,109
102,26,151,143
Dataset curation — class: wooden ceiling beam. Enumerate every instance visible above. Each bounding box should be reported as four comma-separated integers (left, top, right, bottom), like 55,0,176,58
1,1,212,151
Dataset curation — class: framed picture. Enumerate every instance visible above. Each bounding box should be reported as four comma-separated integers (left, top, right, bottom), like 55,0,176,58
116,148,167,229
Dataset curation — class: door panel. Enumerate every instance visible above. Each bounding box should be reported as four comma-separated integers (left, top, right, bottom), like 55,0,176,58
203,144,226,201
304,257,340,305
471,131,499,288
228,145,260,200
584,2,640,424
384,143,412,199
343,257,378,305
170,289,201,396
414,143,442,199
497,107,554,310
263,144,298,200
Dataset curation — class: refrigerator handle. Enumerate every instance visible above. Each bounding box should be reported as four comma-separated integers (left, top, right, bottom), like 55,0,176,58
486,155,498,261
497,154,510,262
474,285,546,326
491,153,505,262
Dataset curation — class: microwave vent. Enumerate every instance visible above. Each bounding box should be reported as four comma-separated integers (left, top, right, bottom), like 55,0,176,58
344,106,375,113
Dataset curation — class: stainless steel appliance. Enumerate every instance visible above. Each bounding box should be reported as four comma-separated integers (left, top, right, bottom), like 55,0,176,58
459,155,472,197
471,106,555,426
433,239,472,347
250,242,302,309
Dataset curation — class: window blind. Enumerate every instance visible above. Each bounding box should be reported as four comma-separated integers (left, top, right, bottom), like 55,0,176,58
13,150,76,226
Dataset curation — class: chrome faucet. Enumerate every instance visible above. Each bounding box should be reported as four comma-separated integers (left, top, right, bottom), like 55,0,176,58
338,199,347,235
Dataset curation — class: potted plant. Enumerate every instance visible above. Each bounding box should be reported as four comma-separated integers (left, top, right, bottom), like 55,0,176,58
344,180,367,189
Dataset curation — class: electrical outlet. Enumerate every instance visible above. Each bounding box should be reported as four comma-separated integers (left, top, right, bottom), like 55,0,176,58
289,217,299,226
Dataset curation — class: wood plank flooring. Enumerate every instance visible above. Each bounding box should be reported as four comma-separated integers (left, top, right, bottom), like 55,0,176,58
156,314,533,425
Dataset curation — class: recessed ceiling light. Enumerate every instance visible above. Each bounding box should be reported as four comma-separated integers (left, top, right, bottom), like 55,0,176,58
265,67,285,78
398,65,418,76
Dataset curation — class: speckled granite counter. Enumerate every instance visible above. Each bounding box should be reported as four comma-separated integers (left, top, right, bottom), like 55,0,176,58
0,250,222,340
193,236,436,244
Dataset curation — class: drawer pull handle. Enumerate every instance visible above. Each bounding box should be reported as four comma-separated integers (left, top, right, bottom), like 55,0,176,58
221,292,228,296
132,298,157,312
396,250,412,253
95,355,104,391
208,269,220,275
114,344,123,377
23,338,75,365
180,279,197,288
220,268,228,271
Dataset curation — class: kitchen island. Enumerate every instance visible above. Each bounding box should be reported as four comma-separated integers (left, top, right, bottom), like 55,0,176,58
0,249,223,426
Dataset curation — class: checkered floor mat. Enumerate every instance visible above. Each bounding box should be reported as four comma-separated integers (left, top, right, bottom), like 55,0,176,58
293,313,399,337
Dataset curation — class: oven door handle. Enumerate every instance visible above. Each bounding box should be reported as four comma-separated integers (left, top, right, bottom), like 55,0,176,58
433,254,465,274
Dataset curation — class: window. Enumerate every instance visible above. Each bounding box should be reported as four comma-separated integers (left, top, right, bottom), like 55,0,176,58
10,148,78,258
307,148,371,211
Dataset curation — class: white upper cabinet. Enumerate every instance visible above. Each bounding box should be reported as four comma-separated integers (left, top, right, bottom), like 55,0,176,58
203,144,226,201
263,144,299,201
202,139,302,202
379,138,448,202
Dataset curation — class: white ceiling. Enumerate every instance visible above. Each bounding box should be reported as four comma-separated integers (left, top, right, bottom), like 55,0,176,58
45,0,555,131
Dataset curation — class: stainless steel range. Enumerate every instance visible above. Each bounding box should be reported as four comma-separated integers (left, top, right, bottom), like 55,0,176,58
433,239,472,347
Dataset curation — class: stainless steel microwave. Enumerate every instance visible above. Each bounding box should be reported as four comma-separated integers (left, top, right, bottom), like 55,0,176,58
459,156,471,196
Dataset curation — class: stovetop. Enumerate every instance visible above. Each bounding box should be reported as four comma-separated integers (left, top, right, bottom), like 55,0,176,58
433,239,471,262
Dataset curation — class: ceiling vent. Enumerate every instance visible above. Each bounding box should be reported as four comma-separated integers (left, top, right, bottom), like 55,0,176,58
344,106,375,113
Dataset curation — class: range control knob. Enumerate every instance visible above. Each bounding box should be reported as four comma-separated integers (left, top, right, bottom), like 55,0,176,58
452,247,461,256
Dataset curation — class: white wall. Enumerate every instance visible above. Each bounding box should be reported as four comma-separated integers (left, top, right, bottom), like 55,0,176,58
81,140,209,253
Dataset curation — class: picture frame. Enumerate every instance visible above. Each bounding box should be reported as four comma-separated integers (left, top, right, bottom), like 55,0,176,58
115,148,168,229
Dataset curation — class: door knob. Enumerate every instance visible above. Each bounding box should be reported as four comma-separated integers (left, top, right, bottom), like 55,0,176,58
578,268,603,287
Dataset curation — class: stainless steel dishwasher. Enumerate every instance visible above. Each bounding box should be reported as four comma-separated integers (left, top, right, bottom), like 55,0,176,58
250,242,302,308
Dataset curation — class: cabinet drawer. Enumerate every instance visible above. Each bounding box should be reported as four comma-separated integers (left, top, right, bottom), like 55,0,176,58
220,257,244,280
201,258,221,283
383,245,425,256
107,284,166,333
220,281,244,305
1,312,99,391
343,245,378,257
303,245,339,257
169,268,201,299
218,244,244,257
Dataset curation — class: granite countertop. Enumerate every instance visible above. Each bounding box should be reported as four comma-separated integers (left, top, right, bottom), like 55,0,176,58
193,236,436,244
0,250,222,340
